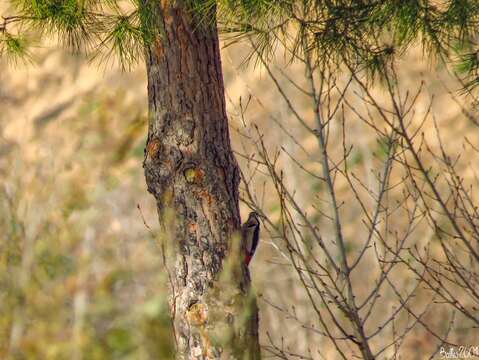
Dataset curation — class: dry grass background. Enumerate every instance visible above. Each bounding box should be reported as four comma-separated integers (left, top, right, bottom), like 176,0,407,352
1,38,478,359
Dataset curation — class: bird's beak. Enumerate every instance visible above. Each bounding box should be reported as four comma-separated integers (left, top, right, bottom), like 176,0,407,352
256,212,266,220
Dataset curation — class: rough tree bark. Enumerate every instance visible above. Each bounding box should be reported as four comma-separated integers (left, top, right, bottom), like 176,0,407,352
143,1,261,359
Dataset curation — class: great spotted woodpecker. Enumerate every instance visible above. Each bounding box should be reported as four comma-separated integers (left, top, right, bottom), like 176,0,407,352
242,211,261,266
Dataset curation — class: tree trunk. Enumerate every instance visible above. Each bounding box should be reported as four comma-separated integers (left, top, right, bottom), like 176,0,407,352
143,2,261,359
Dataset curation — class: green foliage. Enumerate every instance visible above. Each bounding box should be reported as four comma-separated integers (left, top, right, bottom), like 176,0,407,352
1,0,161,69
209,0,479,89
2,0,479,87
0,32,31,64
454,45,479,89
348,150,364,168
95,14,144,69
374,136,394,161
10,0,98,49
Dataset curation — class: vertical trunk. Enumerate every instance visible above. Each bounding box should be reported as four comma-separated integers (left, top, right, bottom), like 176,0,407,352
143,2,261,359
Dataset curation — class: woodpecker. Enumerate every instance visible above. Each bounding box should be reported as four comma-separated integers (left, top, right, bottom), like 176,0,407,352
241,211,261,266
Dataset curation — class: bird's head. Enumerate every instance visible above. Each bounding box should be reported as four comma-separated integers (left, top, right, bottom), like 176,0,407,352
246,211,261,226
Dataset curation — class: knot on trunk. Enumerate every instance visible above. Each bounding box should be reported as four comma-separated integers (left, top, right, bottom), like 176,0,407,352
184,166,205,184
187,302,208,326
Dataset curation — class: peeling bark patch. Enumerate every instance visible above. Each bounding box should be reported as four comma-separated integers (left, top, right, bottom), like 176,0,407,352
175,116,195,146
146,138,161,159
188,222,198,246
202,251,212,266
188,223,197,233
187,303,207,326
187,302,218,359
199,189,213,206
169,147,183,169
177,255,188,286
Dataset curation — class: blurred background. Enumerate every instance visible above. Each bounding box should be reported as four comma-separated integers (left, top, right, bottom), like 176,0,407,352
1,38,479,359
0,49,175,359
